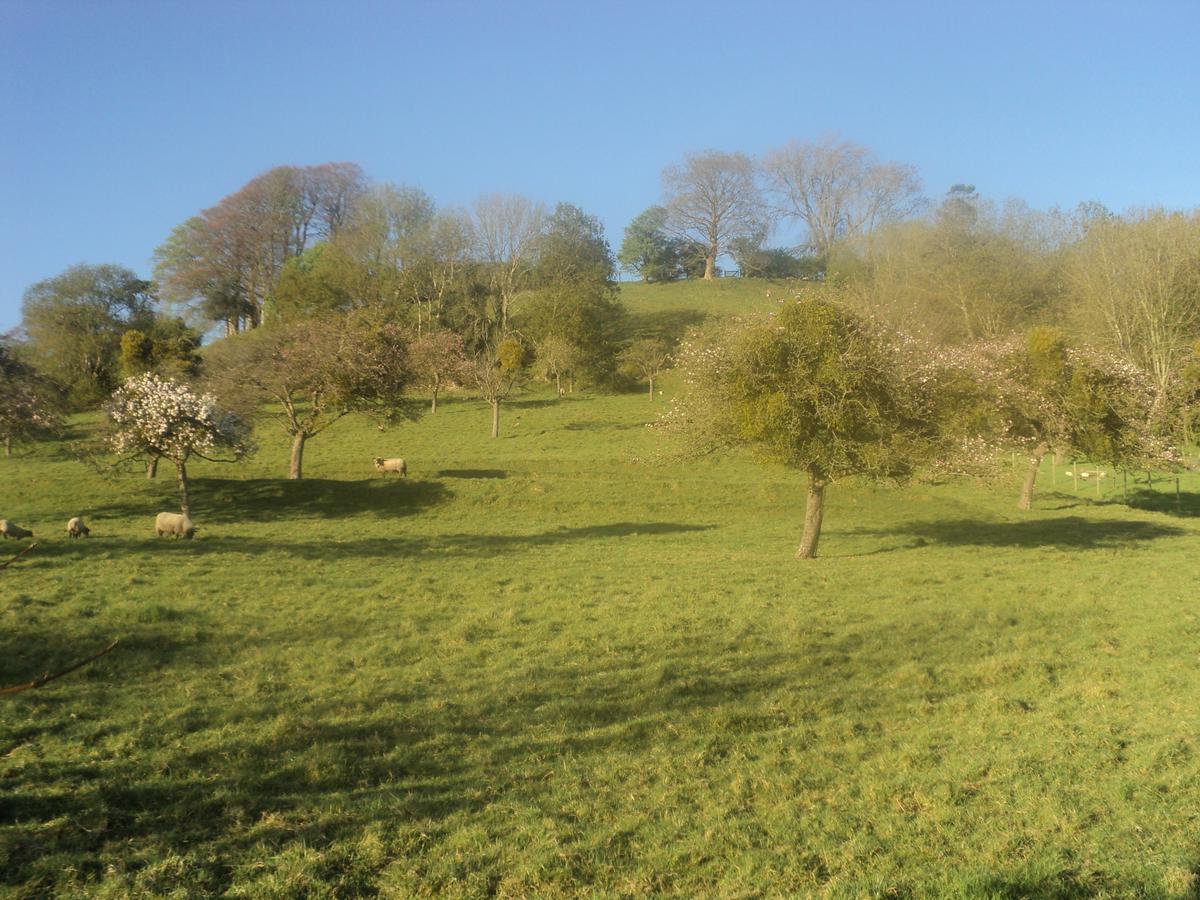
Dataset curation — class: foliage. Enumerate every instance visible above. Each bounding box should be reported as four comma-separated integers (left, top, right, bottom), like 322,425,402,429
534,335,583,395
0,341,62,454
408,329,469,411
728,239,823,279
203,309,414,478
617,206,699,283
670,292,922,480
154,163,366,331
619,338,671,397
667,288,927,557
118,317,202,380
1066,208,1200,411
20,263,156,406
269,243,360,321
534,202,614,287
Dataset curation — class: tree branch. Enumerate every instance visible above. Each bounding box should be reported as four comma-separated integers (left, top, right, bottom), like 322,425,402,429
0,542,38,571
0,639,120,695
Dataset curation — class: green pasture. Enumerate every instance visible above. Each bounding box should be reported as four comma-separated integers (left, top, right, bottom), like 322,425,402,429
4,281,1200,897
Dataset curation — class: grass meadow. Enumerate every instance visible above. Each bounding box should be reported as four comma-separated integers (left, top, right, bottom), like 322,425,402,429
5,279,1200,897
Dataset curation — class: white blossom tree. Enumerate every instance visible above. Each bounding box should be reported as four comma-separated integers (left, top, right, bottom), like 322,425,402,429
107,373,252,515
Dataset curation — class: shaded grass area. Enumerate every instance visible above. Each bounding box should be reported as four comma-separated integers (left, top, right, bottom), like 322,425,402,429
5,356,1200,894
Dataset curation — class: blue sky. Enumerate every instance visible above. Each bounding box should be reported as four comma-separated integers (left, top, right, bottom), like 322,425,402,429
2,0,1198,332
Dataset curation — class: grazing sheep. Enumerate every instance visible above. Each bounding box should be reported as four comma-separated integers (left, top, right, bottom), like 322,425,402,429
66,516,91,538
0,519,33,540
155,512,197,540
373,457,407,477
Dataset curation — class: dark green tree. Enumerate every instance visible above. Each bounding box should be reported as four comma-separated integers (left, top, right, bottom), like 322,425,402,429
20,264,156,406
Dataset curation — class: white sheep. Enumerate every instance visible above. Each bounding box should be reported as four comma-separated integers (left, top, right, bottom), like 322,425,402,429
373,457,407,477
66,516,91,538
0,519,33,540
155,512,197,540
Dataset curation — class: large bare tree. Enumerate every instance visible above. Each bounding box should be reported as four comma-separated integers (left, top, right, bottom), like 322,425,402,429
1067,209,1200,415
661,151,765,281
472,194,545,332
762,136,922,257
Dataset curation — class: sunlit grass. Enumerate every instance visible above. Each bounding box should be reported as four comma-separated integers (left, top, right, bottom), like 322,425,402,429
4,282,1200,895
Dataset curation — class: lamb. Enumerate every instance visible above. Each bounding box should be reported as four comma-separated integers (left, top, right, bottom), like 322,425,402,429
374,457,407,477
155,512,197,540
0,519,33,540
66,516,91,538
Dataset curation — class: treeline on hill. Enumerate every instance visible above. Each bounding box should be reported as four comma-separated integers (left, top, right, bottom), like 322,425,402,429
4,138,1200,557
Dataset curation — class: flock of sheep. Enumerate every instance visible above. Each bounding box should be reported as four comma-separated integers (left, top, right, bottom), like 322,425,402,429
1,457,408,546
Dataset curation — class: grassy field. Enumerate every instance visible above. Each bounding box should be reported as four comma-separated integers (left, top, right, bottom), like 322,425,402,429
5,280,1200,897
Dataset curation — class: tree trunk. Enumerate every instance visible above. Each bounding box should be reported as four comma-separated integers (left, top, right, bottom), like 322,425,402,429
146,457,158,479
490,399,500,438
555,372,562,397
703,252,716,281
1017,442,1050,510
431,372,440,414
796,475,827,559
289,432,307,480
3,435,10,457
648,375,655,400
177,460,191,517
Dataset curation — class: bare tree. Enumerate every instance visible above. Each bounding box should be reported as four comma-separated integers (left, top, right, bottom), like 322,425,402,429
620,338,671,399
762,136,922,257
661,151,766,280
1067,208,1200,415
472,194,546,332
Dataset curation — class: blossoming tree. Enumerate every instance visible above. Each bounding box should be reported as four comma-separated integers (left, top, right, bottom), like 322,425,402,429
0,343,61,457
107,373,251,515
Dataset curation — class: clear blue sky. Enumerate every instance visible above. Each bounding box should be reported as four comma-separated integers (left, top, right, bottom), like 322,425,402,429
2,0,1198,332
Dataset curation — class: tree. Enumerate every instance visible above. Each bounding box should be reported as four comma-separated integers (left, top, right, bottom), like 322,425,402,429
471,337,528,438
661,151,766,281
620,338,671,400
472,194,545,333
728,238,823,279
762,136,923,257
107,373,252,515
0,342,62,457
535,335,583,396
205,310,413,479
618,206,688,282
118,317,202,380
835,194,1064,345
408,329,468,413
668,290,925,558
1066,209,1200,416
154,163,366,332
21,264,156,406
520,203,626,382
929,328,1156,510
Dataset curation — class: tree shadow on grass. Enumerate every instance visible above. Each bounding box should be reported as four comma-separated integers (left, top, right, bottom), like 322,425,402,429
0,637,798,893
1125,487,1200,518
65,521,718,562
623,308,706,342
845,516,1186,550
89,477,451,525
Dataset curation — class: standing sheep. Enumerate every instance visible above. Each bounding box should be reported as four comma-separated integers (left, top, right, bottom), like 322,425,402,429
0,520,33,540
373,457,407,477
66,516,91,538
155,512,197,540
